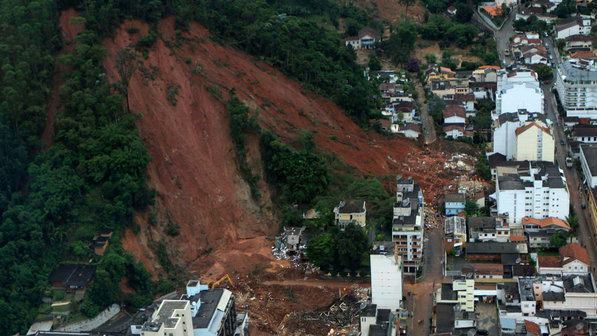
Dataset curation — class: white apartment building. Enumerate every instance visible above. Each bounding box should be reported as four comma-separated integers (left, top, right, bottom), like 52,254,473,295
495,70,544,119
494,162,569,224
555,59,597,119
392,176,424,274
135,280,248,336
370,254,403,311
141,300,194,336
492,111,553,161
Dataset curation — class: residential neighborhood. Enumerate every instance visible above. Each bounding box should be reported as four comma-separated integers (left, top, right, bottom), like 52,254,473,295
11,0,597,335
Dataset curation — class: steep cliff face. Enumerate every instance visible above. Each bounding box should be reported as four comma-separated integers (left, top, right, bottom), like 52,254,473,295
102,17,449,277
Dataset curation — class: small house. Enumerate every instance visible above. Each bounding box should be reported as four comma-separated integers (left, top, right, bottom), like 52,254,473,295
334,200,367,228
537,243,590,275
49,263,96,294
285,226,306,253
444,193,466,216
345,27,381,50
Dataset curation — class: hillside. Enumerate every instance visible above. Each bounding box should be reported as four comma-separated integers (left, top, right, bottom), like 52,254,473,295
101,17,456,278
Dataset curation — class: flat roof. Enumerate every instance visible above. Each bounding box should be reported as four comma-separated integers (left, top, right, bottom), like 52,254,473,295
560,59,597,81
192,288,228,329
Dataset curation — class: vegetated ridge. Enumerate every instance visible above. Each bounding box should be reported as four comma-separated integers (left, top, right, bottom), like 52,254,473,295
101,17,456,277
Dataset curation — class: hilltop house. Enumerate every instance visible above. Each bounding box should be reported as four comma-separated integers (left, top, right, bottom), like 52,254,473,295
334,200,367,228
345,27,381,50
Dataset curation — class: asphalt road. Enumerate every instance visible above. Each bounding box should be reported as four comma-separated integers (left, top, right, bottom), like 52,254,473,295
494,8,516,67
414,77,438,145
404,214,444,336
543,83,597,276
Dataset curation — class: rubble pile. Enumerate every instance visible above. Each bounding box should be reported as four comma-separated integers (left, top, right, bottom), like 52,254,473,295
278,293,364,336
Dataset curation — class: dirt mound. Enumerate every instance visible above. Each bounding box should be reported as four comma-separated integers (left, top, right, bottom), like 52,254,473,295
101,17,459,277
356,0,427,23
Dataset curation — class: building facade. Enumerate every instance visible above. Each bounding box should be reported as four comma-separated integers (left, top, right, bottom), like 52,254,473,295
370,254,403,311
392,176,424,274
555,59,597,119
495,162,569,224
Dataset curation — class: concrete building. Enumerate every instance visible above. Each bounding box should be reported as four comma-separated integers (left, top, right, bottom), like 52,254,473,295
334,200,367,228
370,254,403,311
468,216,510,242
555,59,597,119
492,111,549,161
522,217,571,249
537,243,591,276
141,300,194,336
359,304,397,336
554,16,592,39
494,162,569,224
444,216,466,256
514,121,555,162
571,125,597,143
540,274,597,317
435,279,476,313
495,70,544,118
580,144,597,188
136,280,248,336
392,176,424,274
444,193,466,216
345,27,381,50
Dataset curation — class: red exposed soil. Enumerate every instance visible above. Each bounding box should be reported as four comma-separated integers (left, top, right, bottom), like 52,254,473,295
98,16,466,334
355,0,427,23
101,17,458,274
41,9,84,149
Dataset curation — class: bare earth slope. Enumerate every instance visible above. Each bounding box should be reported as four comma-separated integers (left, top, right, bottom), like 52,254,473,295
102,18,454,277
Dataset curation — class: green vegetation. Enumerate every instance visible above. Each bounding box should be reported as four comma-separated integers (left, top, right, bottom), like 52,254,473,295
191,0,378,122
261,131,329,204
306,225,369,275
228,96,261,199
420,15,479,48
475,154,492,181
533,64,554,82
470,99,494,131
513,16,550,35
554,0,577,18
550,231,569,248
385,20,417,64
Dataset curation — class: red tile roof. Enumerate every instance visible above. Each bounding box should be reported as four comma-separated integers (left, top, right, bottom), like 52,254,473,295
515,122,551,136
538,255,562,268
522,217,570,231
443,105,466,119
510,235,527,242
525,320,541,335
472,263,504,275
560,243,590,265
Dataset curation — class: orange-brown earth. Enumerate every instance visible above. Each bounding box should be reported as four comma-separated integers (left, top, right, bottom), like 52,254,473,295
98,16,466,334
355,0,427,23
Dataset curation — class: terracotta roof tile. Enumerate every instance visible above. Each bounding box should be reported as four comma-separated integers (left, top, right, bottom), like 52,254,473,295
559,243,590,265
522,217,570,230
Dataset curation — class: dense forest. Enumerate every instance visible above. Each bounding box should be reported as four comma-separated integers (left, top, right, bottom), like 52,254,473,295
0,0,379,332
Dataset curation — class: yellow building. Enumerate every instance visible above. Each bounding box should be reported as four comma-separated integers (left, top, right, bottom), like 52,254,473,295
587,189,597,237
514,121,555,162
334,200,367,228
